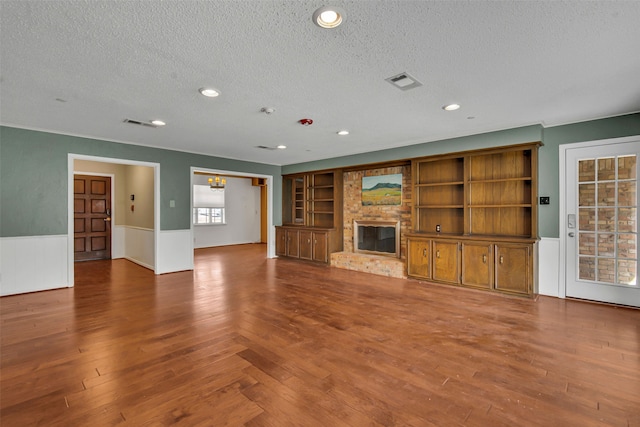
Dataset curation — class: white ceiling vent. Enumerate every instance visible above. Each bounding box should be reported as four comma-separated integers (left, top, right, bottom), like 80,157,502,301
385,72,423,91
123,118,159,128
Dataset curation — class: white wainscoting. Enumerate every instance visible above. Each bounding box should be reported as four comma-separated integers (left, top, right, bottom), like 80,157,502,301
538,237,560,297
0,235,69,296
112,225,126,259
156,229,193,274
123,226,155,270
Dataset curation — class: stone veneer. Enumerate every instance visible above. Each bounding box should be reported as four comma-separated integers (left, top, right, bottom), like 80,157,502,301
331,165,411,278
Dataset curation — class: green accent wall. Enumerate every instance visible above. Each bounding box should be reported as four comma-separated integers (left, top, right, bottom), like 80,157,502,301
283,114,640,239
540,113,640,237
0,126,282,237
2,113,638,239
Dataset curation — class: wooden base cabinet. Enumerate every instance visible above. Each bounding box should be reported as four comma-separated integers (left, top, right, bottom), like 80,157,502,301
432,240,460,284
407,238,431,279
276,226,337,264
495,243,532,295
408,235,536,297
461,242,493,289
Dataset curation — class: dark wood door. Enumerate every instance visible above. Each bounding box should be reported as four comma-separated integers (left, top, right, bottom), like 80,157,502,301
74,175,111,261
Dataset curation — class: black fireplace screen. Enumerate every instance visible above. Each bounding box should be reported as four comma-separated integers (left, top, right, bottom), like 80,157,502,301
356,225,396,254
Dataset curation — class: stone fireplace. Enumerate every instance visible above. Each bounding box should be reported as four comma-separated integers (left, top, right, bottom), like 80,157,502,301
330,165,411,278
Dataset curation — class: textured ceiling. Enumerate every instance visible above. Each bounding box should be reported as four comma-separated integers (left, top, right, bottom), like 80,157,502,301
1,1,639,166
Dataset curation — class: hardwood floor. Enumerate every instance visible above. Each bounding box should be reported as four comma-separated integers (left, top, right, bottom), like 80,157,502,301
1,244,639,426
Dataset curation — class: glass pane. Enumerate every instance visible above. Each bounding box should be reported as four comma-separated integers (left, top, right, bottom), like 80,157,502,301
617,233,637,259
597,182,616,206
579,208,595,231
618,181,636,206
617,260,637,285
597,208,616,232
597,158,616,181
579,257,596,280
578,183,595,206
618,208,637,232
579,233,595,255
579,159,596,182
597,234,615,257
597,258,615,283
618,155,636,180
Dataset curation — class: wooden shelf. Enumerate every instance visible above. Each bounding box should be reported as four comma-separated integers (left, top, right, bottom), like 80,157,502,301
409,142,541,297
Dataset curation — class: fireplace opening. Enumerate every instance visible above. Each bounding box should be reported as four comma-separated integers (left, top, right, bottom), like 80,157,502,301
354,220,400,258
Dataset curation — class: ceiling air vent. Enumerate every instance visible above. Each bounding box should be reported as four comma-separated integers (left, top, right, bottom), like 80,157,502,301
256,145,277,150
123,118,158,128
385,72,423,91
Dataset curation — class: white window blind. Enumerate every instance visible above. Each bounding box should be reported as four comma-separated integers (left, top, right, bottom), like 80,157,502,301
193,185,224,208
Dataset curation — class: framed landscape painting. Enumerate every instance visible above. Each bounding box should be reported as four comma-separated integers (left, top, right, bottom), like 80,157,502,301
362,174,402,206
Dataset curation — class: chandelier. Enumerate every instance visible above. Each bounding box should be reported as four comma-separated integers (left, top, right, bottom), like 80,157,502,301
208,176,226,191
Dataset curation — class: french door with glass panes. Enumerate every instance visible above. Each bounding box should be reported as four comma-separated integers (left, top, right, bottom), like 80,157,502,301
565,139,639,307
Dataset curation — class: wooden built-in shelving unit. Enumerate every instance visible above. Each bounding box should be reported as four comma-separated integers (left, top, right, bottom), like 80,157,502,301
408,142,541,297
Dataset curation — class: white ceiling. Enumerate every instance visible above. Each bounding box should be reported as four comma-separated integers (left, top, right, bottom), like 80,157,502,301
1,1,639,166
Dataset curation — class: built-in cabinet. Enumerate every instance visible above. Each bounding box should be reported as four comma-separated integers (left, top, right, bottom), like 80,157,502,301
407,142,540,297
277,169,343,264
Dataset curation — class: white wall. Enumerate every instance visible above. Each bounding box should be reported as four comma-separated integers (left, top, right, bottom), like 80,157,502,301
193,175,261,248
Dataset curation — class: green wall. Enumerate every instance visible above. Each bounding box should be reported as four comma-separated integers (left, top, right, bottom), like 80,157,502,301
0,126,282,237
2,113,638,239
283,113,640,238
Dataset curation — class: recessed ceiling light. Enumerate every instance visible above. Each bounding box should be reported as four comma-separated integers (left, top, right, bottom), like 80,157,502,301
312,6,345,28
199,88,220,97
151,119,166,126
277,145,287,149
443,104,460,111
337,130,349,136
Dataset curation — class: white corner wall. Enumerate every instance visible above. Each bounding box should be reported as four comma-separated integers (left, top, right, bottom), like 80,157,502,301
193,176,261,248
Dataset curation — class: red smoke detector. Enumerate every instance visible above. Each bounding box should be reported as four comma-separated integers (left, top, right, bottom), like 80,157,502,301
299,118,313,126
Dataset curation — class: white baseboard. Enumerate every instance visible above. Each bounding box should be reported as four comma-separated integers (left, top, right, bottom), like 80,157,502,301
1,235,69,296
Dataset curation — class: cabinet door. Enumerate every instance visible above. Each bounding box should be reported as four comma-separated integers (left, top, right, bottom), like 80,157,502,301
462,242,492,289
407,238,430,279
299,230,313,260
312,232,328,263
495,244,531,295
276,227,287,256
432,240,460,284
286,229,300,258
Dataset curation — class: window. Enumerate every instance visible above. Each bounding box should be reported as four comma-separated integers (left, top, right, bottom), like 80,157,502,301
193,185,225,224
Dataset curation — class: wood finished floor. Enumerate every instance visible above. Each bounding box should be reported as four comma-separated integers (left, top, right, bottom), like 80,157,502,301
1,244,639,426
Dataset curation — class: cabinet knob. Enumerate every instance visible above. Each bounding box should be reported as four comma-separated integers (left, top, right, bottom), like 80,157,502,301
500,255,504,264
482,254,487,264
422,249,427,257
436,250,440,258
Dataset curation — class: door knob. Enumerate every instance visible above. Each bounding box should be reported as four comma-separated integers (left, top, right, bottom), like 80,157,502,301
568,232,575,237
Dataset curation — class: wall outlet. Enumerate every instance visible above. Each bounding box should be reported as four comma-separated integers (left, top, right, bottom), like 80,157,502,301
540,196,550,205
436,224,441,233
